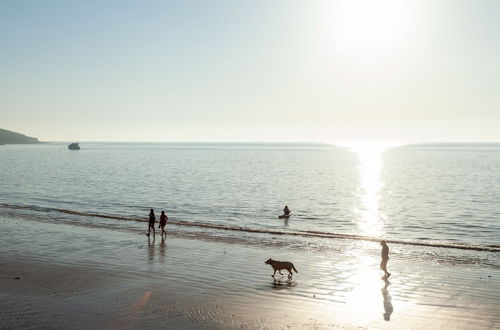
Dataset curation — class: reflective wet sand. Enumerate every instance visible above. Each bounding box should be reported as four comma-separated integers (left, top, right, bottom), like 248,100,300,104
1,216,499,329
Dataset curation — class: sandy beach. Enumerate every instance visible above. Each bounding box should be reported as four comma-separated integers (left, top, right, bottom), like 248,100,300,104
1,215,499,329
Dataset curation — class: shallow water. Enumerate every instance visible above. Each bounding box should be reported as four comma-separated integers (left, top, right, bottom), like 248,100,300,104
1,142,499,251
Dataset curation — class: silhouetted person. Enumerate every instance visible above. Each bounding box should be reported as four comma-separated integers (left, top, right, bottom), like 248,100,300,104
380,240,390,280
159,210,168,237
147,208,156,237
283,205,291,216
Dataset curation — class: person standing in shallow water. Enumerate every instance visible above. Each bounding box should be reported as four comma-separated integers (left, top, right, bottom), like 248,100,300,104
380,240,391,280
159,210,168,237
147,208,156,237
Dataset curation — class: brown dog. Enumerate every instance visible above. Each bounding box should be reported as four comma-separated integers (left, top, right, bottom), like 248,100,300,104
265,258,298,279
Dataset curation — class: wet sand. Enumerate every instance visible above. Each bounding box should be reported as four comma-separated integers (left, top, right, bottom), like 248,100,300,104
1,216,499,329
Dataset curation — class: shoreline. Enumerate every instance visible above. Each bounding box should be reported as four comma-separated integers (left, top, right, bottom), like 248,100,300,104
1,215,500,329
2,203,499,252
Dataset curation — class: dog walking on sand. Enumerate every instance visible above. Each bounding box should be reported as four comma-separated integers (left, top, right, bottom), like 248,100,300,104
265,258,298,279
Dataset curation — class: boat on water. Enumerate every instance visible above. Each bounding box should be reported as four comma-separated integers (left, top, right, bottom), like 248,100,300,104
68,143,80,150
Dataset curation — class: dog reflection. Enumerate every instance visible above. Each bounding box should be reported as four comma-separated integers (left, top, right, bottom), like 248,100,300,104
272,277,297,289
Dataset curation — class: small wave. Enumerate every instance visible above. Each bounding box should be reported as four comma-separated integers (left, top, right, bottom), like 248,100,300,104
1,203,499,252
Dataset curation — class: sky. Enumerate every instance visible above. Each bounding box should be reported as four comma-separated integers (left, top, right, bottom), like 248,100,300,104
1,0,499,142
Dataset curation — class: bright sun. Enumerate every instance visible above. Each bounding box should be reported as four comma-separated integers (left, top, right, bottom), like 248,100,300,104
328,0,418,52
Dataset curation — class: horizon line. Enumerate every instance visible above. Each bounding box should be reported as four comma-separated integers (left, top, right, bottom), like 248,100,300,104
39,140,500,145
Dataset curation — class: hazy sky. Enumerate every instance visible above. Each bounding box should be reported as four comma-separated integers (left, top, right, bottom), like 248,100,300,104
1,0,499,142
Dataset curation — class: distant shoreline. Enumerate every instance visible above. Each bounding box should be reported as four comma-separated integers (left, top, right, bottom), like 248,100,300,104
0,128,40,145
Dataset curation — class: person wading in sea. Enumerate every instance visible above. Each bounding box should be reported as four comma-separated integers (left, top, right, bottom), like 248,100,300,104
158,210,168,237
147,208,156,237
380,240,391,281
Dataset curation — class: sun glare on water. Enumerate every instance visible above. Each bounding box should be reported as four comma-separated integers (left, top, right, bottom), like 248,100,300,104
337,141,401,237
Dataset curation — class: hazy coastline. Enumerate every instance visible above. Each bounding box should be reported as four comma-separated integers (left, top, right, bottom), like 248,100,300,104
0,128,39,145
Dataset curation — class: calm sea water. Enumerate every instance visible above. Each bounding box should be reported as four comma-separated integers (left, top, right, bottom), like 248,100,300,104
1,142,499,252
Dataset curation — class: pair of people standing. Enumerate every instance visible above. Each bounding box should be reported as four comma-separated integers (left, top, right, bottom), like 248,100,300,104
147,209,168,237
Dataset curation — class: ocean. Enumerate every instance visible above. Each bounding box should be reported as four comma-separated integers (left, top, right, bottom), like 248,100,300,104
1,142,499,263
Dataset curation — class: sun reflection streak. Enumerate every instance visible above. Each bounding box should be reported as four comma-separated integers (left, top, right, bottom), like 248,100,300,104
344,255,382,313
355,144,385,236
320,250,394,324
338,141,399,237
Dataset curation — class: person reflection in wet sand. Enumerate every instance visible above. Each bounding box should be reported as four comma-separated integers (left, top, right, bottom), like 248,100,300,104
380,240,391,281
381,282,393,321
147,208,156,237
159,236,166,264
147,235,155,262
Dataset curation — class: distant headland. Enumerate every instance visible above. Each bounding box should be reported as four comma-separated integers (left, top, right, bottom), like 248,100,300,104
0,128,40,145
